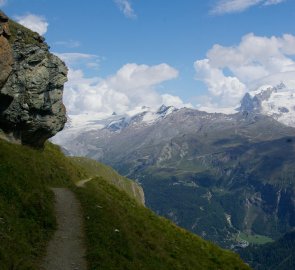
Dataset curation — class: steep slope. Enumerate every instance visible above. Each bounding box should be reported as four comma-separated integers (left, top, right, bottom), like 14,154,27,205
76,176,249,270
70,156,145,205
56,107,295,248
0,139,249,269
0,140,86,269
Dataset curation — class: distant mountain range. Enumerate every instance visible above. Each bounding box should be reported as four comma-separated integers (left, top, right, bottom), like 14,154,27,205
53,83,295,248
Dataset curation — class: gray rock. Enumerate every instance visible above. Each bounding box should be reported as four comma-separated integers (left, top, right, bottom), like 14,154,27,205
0,13,67,147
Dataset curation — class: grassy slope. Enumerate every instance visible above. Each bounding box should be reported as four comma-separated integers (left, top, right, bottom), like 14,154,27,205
0,139,250,269
76,177,250,270
0,140,86,270
70,157,145,205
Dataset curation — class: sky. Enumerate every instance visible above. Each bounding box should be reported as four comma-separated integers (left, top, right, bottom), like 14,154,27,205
1,0,295,116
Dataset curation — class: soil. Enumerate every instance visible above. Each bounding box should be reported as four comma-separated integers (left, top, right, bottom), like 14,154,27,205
41,188,87,270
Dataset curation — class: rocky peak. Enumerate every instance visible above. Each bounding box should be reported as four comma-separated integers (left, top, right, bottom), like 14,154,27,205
238,83,295,127
0,11,67,147
239,93,261,113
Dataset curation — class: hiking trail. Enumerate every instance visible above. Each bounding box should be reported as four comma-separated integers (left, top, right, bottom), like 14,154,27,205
41,188,87,270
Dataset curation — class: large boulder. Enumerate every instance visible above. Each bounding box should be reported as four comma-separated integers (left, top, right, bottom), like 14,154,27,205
0,11,67,147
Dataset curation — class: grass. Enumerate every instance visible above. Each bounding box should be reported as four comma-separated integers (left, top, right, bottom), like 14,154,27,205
70,157,145,205
8,19,42,45
75,176,250,270
0,140,85,269
0,139,250,269
238,233,274,245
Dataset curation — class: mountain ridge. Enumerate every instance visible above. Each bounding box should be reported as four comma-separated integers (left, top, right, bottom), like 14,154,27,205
53,82,295,148
53,99,295,248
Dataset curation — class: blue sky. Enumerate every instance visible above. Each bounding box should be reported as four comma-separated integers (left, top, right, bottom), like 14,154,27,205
1,0,295,115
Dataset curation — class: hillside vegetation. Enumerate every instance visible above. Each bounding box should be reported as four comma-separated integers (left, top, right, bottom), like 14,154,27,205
0,140,86,269
0,139,249,269
239,231,295,270
8,19,41,45
70,156,145,205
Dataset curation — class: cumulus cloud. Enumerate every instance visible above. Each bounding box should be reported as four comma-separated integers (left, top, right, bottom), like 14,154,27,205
62,61,188,116
194,33,295,111
114,0,137,19
211,0,286,15
15,14,48,35
0,0,6,7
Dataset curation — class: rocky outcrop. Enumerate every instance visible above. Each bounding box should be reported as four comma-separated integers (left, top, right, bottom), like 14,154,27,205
0,11,67,147
0,11,13,89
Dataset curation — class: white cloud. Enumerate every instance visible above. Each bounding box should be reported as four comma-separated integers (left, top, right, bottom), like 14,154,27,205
62,62,186,116
15,14,48,35
194,33,295,111
162,94,193,108
54,40,81,48
0,0,6,7
194,59,246,108
211,0,286,15
264,0,285,5
54,52,102,71
55,52,97,65
114,0,137,19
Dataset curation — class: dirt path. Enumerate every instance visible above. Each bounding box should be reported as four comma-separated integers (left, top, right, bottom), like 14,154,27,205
41,188,87,270
76,178,92,187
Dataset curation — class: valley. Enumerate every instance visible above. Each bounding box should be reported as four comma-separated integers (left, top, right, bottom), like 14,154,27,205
54,87,295,248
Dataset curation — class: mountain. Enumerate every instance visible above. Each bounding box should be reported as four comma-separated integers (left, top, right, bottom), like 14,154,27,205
53,95,295,248
239,83,295,127
239,230,295,270
52,104,178,156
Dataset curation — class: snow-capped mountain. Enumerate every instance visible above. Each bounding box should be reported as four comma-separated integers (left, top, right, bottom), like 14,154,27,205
106,105,178,132
239,83,295,127
53,82,295,149
52,105,178,147
50,83,295,249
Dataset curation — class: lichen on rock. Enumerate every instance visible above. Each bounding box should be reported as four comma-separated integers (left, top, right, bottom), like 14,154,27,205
0,10,67,147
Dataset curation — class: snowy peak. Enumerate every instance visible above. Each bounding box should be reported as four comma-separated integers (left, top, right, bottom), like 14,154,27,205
239,83,295,127
106,117,130,132
141,105,177,125
104,105,178,132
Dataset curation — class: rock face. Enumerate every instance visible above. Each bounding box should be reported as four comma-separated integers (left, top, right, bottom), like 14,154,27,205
0,11,67,147
0,11,13,89
238,83,295,127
